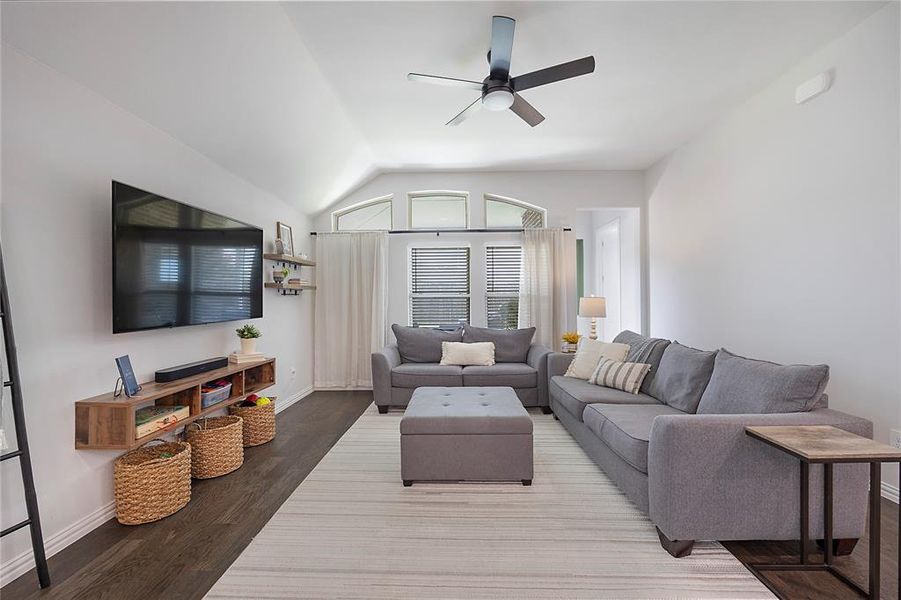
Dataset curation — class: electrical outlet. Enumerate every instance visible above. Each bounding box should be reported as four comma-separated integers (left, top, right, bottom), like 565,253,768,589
890,428,901,449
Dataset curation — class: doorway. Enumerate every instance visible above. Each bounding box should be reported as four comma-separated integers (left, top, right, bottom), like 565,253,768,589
595,219,621,342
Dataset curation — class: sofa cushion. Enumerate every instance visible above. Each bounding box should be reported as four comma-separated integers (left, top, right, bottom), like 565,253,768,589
462,324,535,363
696,349,830,414
392,324,462,363
549,375,659,422
582,403,685,474
462,363,538,388
646,341,717,413
392,364,463,388
612,330,670,394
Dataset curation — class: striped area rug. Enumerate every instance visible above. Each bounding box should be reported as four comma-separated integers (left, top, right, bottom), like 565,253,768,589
207,405,773,599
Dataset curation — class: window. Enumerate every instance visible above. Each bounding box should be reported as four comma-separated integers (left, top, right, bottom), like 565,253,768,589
408,191,468,229
409,246,470,327
485,195,545,228
486,245,522,329
332,196,392,231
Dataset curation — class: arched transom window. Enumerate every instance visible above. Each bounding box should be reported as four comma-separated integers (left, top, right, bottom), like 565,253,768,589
485,194,546,228
332,195,393,231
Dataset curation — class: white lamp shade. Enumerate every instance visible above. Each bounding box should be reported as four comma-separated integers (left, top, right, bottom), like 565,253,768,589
579,296,607,318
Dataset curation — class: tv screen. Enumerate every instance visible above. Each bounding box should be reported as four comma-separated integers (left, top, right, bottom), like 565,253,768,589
112,182,263,333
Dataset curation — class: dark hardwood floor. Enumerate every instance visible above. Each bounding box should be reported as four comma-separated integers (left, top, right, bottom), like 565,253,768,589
3,390,897,599
726,497,899,600
1,391,372,600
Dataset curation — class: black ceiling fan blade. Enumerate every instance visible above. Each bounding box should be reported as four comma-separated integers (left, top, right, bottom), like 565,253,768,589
510,56,595,92
446,97,482,126
488,16,515,79
510,94,545,127
407,73,484,91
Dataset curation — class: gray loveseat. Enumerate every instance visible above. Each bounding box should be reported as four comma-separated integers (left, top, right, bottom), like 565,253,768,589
372,324,551,413
549,330,872,557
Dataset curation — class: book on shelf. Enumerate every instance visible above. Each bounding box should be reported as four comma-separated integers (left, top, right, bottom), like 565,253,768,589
229,351,263,364
135,405,190,438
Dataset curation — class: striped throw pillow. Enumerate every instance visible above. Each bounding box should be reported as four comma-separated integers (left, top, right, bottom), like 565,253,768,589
588,358,652,394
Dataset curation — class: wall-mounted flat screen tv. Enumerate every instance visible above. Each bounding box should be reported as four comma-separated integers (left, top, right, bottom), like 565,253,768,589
112,181,263,333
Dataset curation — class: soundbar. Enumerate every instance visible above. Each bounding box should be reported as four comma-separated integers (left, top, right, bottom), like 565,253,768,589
155,357,229,383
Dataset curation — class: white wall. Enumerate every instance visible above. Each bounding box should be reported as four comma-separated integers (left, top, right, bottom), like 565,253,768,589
0,47,314,580
313,171,646,340
646,5,900,493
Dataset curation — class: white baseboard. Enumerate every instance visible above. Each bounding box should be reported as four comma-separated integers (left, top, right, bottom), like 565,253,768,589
275,385,313,414
0,499,116,586
0,384,314,586
883,481,899,504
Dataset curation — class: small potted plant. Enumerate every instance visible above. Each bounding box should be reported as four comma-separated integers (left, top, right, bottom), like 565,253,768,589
561,331,581,353
236,324,261,355
272,266,289,284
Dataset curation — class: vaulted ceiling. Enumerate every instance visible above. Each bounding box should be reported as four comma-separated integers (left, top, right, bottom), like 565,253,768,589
1,1,885,213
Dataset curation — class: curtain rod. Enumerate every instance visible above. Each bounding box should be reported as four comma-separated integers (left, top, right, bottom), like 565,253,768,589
309,228,571,236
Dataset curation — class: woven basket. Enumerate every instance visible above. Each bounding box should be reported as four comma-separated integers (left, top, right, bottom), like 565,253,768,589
184,416,244,479
114,440,191,525
229,397,276,447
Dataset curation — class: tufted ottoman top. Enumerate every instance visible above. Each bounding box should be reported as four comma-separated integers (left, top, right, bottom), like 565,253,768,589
401,387,532,435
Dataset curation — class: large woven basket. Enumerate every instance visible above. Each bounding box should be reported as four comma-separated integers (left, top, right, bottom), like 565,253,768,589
114,440,191,525
229,397,276,447
184,416,244,479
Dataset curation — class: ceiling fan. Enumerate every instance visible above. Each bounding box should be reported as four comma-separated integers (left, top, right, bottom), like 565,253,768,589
408,15,595,127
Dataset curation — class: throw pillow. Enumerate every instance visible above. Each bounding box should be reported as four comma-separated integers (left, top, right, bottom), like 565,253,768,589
612,330,671,394
392,324,462,363
462,324,535,363
440,342,496,366
647,341,717,413
588,357,652,395
564,339,630,380
696,349,829,414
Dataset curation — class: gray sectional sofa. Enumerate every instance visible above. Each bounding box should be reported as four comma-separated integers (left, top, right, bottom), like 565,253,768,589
372,324,551,412
549,330,872,556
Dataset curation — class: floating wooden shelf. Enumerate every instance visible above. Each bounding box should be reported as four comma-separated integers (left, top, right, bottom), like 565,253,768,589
75,358,276,450
263,253,315,267
264,282,315,296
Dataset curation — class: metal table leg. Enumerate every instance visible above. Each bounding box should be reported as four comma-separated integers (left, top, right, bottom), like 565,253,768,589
800,461,809,564
824,463,833,566
869,462,880,599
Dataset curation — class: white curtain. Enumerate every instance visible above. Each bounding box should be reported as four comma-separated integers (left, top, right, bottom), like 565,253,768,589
314,231,388,388
518,228,575,351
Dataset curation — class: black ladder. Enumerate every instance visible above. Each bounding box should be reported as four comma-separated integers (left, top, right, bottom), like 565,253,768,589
0,245,50,588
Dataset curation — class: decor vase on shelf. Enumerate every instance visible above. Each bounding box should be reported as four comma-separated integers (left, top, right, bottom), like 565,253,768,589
272,266,289,284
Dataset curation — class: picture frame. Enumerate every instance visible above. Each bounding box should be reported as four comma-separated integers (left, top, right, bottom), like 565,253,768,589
276,222,295,256
114,355,142,397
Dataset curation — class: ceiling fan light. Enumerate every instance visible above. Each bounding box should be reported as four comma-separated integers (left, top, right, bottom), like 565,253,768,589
482,89,514,111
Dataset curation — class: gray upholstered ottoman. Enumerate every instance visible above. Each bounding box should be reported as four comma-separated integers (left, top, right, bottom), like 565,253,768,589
400,386,533,486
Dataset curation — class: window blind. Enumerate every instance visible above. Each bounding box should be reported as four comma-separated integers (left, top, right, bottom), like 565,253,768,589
410,246,470,327
190,244,260,324
486,245,521,329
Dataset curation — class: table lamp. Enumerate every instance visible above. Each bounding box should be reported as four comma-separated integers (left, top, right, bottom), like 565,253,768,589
579,296,606,340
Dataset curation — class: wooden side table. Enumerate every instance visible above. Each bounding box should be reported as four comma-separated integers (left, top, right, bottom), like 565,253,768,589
745,425,901,599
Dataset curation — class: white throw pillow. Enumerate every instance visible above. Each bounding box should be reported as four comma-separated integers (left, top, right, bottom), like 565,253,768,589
440,341,496,366
564,339,630,380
